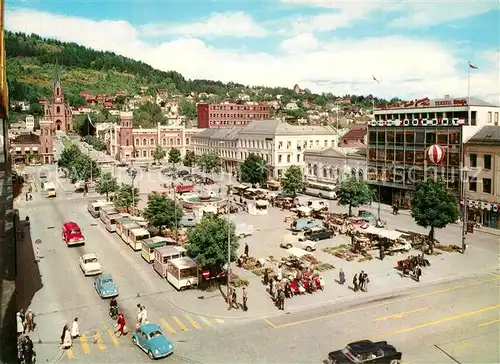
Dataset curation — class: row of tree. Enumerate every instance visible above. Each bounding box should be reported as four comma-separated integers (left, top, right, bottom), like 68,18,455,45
57,144,101,181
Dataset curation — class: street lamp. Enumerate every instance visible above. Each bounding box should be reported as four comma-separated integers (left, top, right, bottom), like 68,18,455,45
226,184,232,309
128,168,137,215
265,138,274,180
461,167,470,253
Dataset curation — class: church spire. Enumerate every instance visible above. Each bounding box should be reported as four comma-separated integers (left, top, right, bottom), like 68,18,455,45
53,59,62,89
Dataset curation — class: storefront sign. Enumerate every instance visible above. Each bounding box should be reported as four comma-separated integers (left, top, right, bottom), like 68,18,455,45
376,97,468,109
461,199,500,211
367,118,465,127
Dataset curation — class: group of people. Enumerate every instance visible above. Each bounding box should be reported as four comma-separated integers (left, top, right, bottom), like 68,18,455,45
136,304,148,329
16,309,36,336
227,286,248,311
352,271,370,292
16,309,36,363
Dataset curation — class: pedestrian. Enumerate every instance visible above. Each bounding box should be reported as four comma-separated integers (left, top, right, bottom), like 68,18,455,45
244,243,249,257
25,192,29,201
353,274,358,292
359,271,365,292
26,309,35,333
71,317,80,339
242,287,248,311
141,306,148,324
16,312,24,337
269,277,274,297
277,265,283,281
415,266,422,282
19,309,26,333
278,289,285,311
60,324,72,349
115,313,127,337
263,268,269,286
21,335,34,364
232,289,237,309
379,246,385,261
339,268,345,285
363,273,369,292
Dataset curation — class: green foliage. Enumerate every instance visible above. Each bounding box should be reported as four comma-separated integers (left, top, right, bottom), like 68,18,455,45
183,150,196,168
187,214,239,269
58,144,80,168
29,103,44,116
83,135,107,151
143,192,183,232
57,143,100,180
284,108,307,119
239,154,267,185
114,183,139,212
410,180,459,242
282,165,305,196
152,145,166,163
133,102,165,128
337,176,374,216
178,98,197,119
97,172,118,200
168,148,181,166
197,152,221,174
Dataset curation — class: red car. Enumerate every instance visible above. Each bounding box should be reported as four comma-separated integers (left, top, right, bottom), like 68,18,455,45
62,222,85,246
175,185,194,194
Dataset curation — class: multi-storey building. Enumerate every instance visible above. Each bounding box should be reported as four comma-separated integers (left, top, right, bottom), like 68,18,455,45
464,126,500,229
197,102,270,128
192,119,339,178
368,96,499,207
108,114,200,162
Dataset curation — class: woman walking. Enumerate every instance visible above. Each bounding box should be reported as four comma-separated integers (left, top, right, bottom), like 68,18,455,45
60,324,72,349
115,313,127,337
71,317,80,339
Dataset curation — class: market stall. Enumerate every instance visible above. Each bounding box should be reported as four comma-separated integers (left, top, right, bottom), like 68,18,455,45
248,200,269,215
166,257,199,290
153,246,187,278
141,236,176,263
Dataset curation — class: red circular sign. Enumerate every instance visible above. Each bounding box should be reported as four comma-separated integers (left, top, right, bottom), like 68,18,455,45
426,144,445,164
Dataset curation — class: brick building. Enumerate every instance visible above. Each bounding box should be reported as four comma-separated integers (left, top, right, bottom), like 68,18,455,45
197,102,269,128
40,64,73,132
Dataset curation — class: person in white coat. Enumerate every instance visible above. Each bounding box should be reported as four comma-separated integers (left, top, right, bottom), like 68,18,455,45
60,324,72,349
16,312,24,336
71,317,80,339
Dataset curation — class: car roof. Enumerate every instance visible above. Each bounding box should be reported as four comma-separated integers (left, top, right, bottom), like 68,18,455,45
81,253,97,259
347,340,382,354
99,274,113,280
140,323,161,334
63,222,80,229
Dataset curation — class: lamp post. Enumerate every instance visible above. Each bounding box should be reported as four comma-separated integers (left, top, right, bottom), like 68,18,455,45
128,168,137,215
265,137,274,180
461,167,470,253
226,184,232,309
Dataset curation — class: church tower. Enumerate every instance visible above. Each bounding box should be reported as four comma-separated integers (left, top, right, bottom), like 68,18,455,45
45,62,73,132
118,111,134,162
39,119,54,164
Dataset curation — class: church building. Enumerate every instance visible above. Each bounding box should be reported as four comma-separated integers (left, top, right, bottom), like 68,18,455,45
41,63,73,132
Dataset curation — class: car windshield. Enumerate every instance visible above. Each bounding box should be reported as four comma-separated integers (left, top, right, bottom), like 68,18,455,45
341,347,361,363
85,258,98,264
101,278,113,284
149,330,163,339
69,229,81,234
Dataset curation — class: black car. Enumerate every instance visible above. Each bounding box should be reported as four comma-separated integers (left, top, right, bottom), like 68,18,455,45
328,340,402,364
304,227,334,241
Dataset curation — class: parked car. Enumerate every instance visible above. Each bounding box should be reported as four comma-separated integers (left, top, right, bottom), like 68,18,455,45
179,215,197,228
132,323,174,359
280,232,317,252
304,227,334,241
79,253,102,276
327,340,402,364
290,218,323,232
94,274,118,298
236,223,255,238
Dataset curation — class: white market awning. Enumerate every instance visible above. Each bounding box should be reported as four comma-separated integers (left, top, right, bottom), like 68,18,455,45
15,147,21,152
358,226,403,240
32,147,38,151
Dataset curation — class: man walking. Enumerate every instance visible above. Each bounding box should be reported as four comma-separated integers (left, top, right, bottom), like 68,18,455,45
278,289,285,311
358,271,365,292
352,274,358,292
26,309,35,333
244,243,249,257
363,273,370,292
242,287,248,311
339,268,345,285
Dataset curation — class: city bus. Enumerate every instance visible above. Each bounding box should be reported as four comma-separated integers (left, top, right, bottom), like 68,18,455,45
304,181,337,200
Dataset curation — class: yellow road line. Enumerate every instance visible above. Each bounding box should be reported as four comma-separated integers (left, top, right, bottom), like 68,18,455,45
198,316,213,327
267,277,500,328
94,332,106,351
264,318,277,328
374,307,430,321
161,318,177,335
66,349,74,359
487,272,500,278
172,316,189,331
184,314,201,329
375,304,500,338
107,329,119,346
478,318,500,327
80,335,91,354
215,318,224,324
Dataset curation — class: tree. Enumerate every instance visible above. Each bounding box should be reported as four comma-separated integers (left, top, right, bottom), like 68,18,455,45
29,103,44,116
114,183,140,213
179,98,197,119
68,154,101,181
58,144,80,169
168,148,181,167
239,154,267,185
410,180,459,251
152,145,166,164
97,172,118,201
337,175,374,216
282,165,305,196
187,214,239,271
143,192,183,233
183,150,196,168
197,152,221,174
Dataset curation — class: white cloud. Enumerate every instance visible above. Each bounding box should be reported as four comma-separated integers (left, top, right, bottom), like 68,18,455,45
140,11,267,38
5,9,500,104
279,33,320,53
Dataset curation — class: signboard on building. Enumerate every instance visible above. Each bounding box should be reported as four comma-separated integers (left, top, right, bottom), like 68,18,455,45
367,118,465,127
376,97,468,110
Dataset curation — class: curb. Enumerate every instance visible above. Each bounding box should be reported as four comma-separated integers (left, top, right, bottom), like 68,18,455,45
165,267,499,320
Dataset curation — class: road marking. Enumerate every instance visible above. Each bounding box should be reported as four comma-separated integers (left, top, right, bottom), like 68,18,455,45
80,334,91,354
107,329,119,346
198,316,213,327
487,272,500,278
215,318,225,324
373,307,430,321
172,316,189,331
66,349,74,359
265,277,500,328
161,318,177,335
184,314,201,329
264,318,277,328
478,318,500,327
94,332,106,351
374,304,500,338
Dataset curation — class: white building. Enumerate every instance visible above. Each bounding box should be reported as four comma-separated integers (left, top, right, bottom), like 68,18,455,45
192,119,340,179
25,115,35,131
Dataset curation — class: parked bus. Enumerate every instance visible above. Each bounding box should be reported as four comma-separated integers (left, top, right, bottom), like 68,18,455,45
304,181,337,200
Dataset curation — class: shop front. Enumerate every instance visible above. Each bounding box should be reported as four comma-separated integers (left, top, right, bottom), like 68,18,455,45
462,199,500,230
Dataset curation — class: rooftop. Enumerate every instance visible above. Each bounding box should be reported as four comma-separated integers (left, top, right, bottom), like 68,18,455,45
239,119,338,136
467,125,500,144
12,133,40,145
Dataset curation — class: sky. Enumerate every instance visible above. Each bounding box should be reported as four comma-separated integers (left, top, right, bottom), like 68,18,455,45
5,0,500,103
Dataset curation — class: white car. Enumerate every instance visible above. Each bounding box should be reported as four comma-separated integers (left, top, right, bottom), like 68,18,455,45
280,232,317,252
79,253,102,276
236,223,254,238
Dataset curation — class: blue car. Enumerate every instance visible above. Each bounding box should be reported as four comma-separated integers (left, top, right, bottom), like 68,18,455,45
132,323,174,359
93,274,118,298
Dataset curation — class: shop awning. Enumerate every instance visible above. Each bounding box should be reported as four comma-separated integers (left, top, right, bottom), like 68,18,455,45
15,147,21,152
358,226,403,240
32,147,38,151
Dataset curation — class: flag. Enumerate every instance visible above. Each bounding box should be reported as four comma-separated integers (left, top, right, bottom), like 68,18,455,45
85,113,96,136
87,113,95,127
372,75,380,83
469,62,478,69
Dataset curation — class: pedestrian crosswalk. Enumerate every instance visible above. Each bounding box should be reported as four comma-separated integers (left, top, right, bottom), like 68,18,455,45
64,314,224,359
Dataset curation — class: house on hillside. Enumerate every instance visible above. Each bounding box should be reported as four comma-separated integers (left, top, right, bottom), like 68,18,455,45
339,123,367,148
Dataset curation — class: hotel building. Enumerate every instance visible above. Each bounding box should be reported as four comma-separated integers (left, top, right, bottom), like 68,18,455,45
197,102,270,128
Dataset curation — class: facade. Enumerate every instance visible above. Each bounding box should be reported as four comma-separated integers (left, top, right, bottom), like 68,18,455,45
192,119,339,178
464,126,500,229
339,124,367,148
41,64,73,132
25,115,35,131
108,113,200,163
197,102,270,128
10,120,55,164
304,147,367,183
368,96,499,207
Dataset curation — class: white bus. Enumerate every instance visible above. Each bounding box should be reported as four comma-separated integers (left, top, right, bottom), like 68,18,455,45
44,182,57,197
304,181,337,200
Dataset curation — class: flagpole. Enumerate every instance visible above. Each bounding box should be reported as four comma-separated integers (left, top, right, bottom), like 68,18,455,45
372,75,381,220
467,62,472,124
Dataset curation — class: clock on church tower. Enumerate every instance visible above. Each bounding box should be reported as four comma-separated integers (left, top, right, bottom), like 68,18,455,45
55,97,61,102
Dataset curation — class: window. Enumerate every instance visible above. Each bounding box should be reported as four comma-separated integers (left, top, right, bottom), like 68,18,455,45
468,177,477,192
135,139,140,146
186,138,190,145
45,147,49,153
488,111,492,123
425,132,436,144
469,154,477,167
377,131,385,143
150,138,155,145
162,138,166,145
495,112,499,126
483,178,492,194
177,138,181,145
278,155,282,163
395,131,404,145
142,150,147,157
437,133,448,144
56,106,60,113
386,131,394,143
369,131,376,143
405,131,414,144
286,155,291,163
142,138,147,146
484,154,492,170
